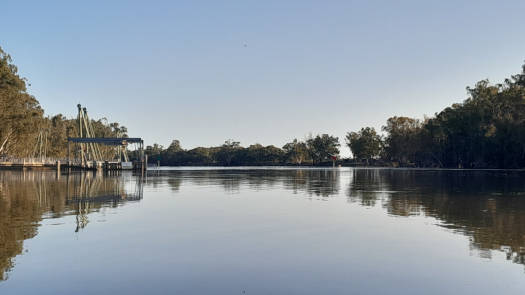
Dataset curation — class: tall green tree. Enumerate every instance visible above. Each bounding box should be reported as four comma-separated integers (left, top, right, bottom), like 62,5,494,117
382,117,422,165
166,139,183,153
214,139,241,166
283,139,309,164
0,47,43,156
346,127,382,164
306,134,340,164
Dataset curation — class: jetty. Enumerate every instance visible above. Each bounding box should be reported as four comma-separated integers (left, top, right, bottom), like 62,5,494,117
0,104,147,172
67,136,146,171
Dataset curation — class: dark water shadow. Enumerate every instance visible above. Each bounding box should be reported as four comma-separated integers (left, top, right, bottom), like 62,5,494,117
0,170,143,280
347,169,525,267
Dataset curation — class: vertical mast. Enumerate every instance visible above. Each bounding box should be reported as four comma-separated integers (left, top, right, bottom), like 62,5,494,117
77,104,84,166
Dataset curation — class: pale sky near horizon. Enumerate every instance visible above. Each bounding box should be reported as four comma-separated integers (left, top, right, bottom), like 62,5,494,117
3,0,525,155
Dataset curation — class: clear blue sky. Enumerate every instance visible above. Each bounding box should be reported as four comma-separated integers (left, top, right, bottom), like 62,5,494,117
3,0,525,155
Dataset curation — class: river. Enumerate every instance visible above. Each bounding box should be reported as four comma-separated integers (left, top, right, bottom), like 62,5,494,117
1,168,525,294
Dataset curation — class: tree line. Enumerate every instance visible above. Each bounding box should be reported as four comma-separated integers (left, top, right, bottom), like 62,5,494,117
347,65,525,168
148,64,525,168
0,46,127,159
145,135,341,166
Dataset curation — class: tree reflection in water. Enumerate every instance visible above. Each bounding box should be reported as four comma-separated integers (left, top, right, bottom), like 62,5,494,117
0,170,143,280
3,167,525,281
347,169,525,268
151,167,525,268
146,169,340,197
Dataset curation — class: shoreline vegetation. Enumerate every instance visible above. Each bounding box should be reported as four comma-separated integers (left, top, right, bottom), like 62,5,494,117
0,47,127,160
3,46,525,168
146,64,525,169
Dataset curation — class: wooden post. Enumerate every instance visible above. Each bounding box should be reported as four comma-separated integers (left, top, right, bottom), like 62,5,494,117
56,160,61,179
141,155,146,176
78,104,84,168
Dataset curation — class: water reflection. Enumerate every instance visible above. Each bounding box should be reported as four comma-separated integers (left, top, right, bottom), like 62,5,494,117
148,169,340,197
149,168,525,269
152,168,525,269
3,167,525,290
347,169,525,268
0,170,143,280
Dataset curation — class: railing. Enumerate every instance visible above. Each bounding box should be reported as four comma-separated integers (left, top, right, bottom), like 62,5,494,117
0,157,143,171
0,157,73,165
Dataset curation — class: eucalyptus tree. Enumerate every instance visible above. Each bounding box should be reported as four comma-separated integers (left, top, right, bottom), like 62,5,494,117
0,47,43,156
214,139,241,165
283,139,309,164
382,117,422,165
306,134,340,164
345,127,382,164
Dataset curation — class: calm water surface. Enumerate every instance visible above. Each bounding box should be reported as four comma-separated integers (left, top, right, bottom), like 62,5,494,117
1,168,525,294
